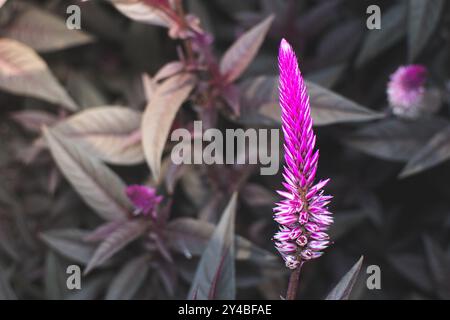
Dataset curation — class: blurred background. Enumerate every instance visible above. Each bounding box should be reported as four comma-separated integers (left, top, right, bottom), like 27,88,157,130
0,0,449,300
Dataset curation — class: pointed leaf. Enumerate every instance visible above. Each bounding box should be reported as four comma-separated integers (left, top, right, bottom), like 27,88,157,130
329,211,367,240
109,0,171,27
44,127,133,221
0,38,78,110
44,251,69,300
10,110,57,133
142,73,195,181
53,106,144,165
389,253,433,293
84,219,150,275
84,220,126,243
1,6,93,52
67,72,108,108
40,229,96,265
0,267,16,300
424,237,450,299
305,81,385,125
166,217,277,265
400,125,450,178
105,255,150,300
154,61,184,82
345,118,448,162
307,64,345,88
188,193,237,300
66,274,111,300
408,0,444,61
356,3,406,66
249,76,384,125
220,15,274,83
326,256,364,300
240,183,277,207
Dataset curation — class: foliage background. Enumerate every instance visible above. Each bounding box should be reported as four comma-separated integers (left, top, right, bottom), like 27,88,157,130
0,0,449,300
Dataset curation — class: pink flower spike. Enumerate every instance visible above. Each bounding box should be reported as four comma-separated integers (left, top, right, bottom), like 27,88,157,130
125,185,163,219
273,39,333,269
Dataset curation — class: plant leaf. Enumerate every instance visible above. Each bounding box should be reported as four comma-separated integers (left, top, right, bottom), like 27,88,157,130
84,219,150,275
326,256,364,300
40,229,96,265
1,6,93,52
423,237,450,299
109,0,171,27
240,183,277,207
408,0,444,61
53,106,144,165
66,273,111,300
142,73,195,181
389,253,433,293
400,125,450,178
188,193,237,300
154,61,184,82
43,127,133,221
105,254,150,300
44,251,69,300
307,64,346,88
248,76,384,125
344,118,448,162
305,82,385,125
0,266,16,300
166,217,277,265
84,220,126,243
10,110,57,133
220,15,274,84
329,211,367,240
67,72,108,108
0,38,78,110
356,3,407,66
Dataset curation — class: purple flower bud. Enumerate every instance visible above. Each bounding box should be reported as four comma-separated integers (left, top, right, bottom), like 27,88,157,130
125,185,163,219
274,228,291,242
308,240,329,251
296,235,308,247
387,65,440,118
273,39,333,268
300,249,313,260
276,242,297,254
301,249,323,260
274,213,298,226
310,214,333,226
289,227,303,240
310,232,329,241
298,211,308,224
284,255,300,270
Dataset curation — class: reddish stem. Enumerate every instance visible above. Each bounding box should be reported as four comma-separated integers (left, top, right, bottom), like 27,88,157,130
286,262,302,300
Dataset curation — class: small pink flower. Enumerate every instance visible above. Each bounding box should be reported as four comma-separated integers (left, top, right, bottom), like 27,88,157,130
125,185,163,219
387,65,440,118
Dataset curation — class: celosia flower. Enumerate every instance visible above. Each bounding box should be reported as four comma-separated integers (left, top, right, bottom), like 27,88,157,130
125,185,163,219
387,65,440,118
274,39,333,270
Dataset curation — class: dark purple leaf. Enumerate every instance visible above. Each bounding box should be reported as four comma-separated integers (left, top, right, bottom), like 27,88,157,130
188,194,237,300
400,125,450,178
326,256,364,300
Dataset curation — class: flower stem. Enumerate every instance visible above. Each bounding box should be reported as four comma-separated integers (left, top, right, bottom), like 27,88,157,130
286,262,302,300
173,0,194,62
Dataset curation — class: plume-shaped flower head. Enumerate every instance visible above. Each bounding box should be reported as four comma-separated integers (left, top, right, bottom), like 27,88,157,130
274,39,333,269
